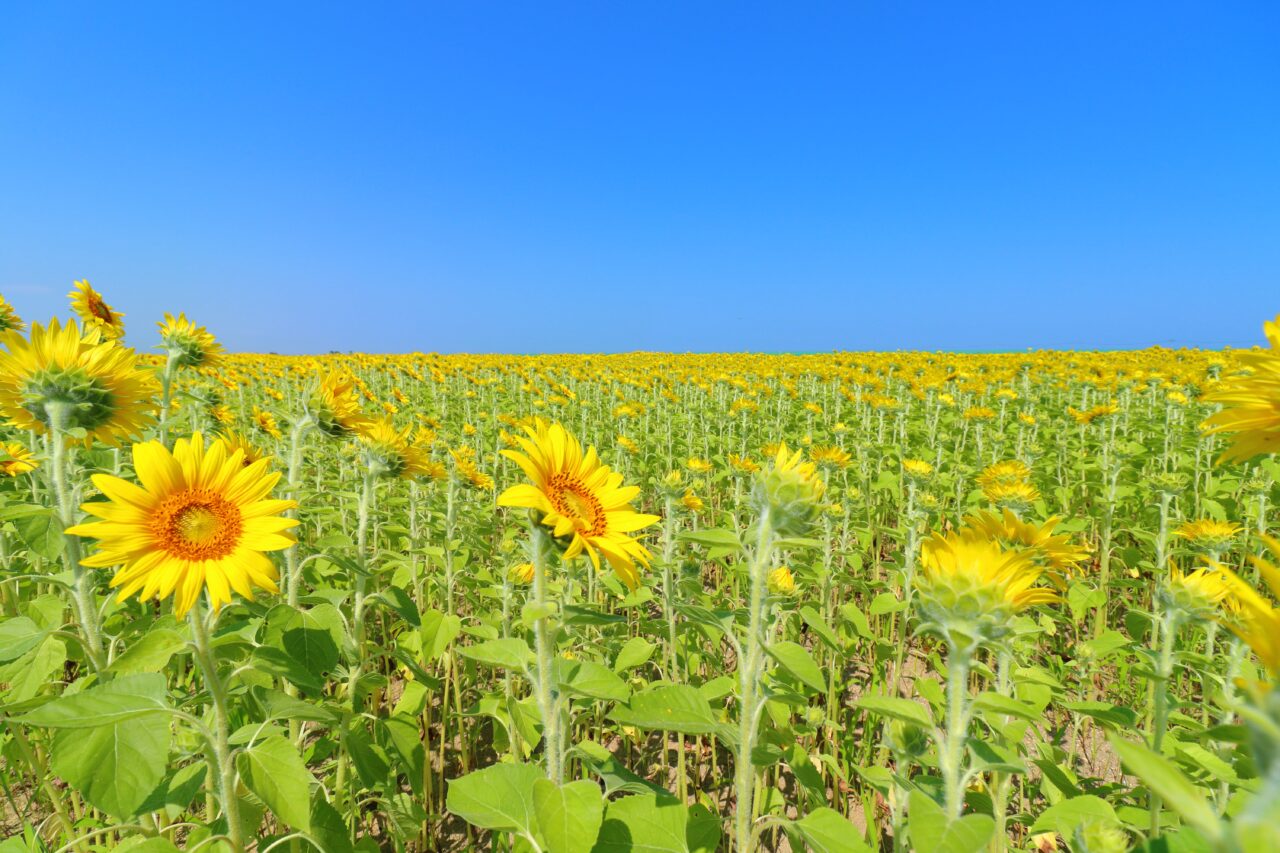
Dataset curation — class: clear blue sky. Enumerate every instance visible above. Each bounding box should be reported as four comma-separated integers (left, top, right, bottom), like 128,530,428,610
2,3,1277,354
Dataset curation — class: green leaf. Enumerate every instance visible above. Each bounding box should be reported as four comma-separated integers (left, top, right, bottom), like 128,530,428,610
1029,795,1118,836
768,641,825,693
1,635,65,702
907,790,994,853
795,806,873,852
446,762,542,836
854,695,933,729
0,616,42,662
972,691,1041,722
799,606,842,652
421,608,463,659
614,637,656,673
1110,737,1223,843
107,628,186,675
236,735,313,831
868,592,905,615
16,509,63,560
18,672,168,727
611,685,720,735
561,659,631,703
51,714,170,817
592,794,721,853
534,778,605,853
458,638,533,671
677,528,743,551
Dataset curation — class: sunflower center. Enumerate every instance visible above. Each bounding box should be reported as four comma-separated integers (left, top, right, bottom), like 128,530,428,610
87,294,114,324
151,489,243,560
547,474,606,535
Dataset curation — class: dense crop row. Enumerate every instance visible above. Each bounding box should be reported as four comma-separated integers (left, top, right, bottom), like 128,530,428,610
0,284,1278,852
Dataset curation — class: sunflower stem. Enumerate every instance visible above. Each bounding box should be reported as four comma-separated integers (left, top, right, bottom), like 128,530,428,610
45,401,106,672
940,640,975,820
188,596,246,851
734,505,774,852
158,348,181,446
529,521,563,783
283,413,315,608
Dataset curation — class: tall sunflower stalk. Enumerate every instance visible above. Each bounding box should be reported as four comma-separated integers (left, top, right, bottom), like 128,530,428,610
733,445,824,850
914,527,1057,820
496,418,658,783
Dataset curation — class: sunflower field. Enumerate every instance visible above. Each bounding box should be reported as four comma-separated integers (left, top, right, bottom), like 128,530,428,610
0,283,1278,853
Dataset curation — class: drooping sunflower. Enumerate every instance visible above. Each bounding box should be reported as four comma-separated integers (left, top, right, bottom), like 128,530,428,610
1203,314,1280,463
311,372,373,437
158,312,223,368
68,280,125,340
0,441,37,477
498,418,659,589
66,432,298,617
0,295,24,332
357,417,435,479
0,319,157,445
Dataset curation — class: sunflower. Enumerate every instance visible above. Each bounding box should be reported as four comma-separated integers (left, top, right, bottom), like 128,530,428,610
68,280,125,339
357,417,435,479
0,296,24,332
498,418,659,589
0,442,37,477
0,319,157,445
1173,519,1241,554
216,429,267,467
903,458,934,479
982,479,1040,509
252,406,283,440
65,432,298,617
767,566,797,595
1166,564,1236,618
1203,314,1280,464
681,490,704,512
963,508,1090,585
1221,536,1280,679
311,372,373,437
158,312,223,368
810,444,852,468
919,528,1058,614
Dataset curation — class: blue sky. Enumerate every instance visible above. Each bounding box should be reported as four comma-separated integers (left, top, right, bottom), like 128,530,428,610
1,3,1277,354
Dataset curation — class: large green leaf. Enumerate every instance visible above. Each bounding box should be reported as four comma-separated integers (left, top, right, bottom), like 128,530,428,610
907,791,994,853
854,695,933,729
236,734,313,831
1029,795,1118,836
592,794,721,853
560,659,631,703
107,628,186,675
446,762,542,837
18,672,168,726
533,778,605,853
1111,737,1223,843
0,616,43,662
768,641,825,693
458,638,534,671
795,807,873,852
611,685,720,734
51,713,170,817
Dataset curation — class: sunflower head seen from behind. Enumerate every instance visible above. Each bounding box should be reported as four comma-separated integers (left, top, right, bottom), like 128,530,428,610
0,295,24,333
498,417,658,589
66,432,299,618
158,312,224,368
0,318,157,445
311,371,373,438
